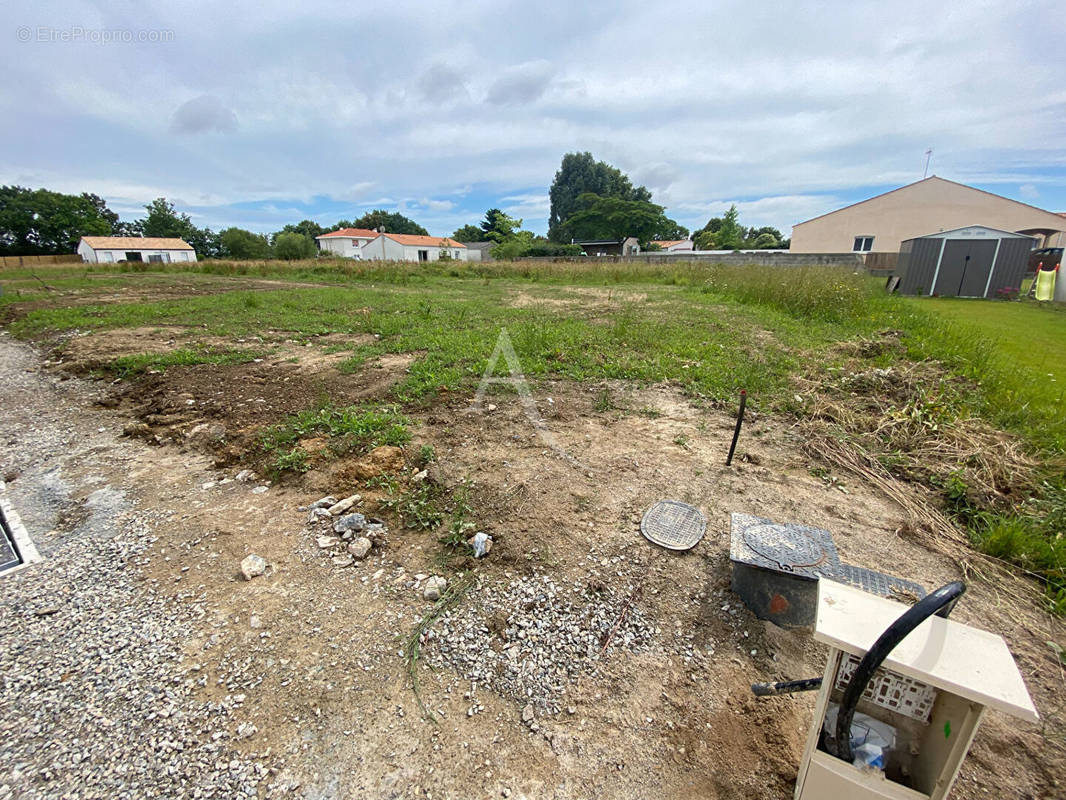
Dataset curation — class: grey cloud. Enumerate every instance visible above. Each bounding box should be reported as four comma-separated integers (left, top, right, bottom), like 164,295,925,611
416,64,470,102
486,61,554,105
631,163,680,192
170,95,237,135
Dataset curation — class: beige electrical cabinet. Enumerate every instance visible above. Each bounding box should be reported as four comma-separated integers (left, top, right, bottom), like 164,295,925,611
795,581,1039,800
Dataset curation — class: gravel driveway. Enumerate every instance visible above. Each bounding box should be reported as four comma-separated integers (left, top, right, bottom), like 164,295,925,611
0,333,271,799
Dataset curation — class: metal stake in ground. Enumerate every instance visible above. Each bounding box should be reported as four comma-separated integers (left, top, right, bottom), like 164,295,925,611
725,389,747,466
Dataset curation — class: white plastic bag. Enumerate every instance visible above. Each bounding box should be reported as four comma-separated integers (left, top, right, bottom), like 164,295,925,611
823,707,897,772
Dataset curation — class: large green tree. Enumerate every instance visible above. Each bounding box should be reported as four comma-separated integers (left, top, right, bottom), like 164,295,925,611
452,224,483,242
140,197,220,257
219,227,271,259
746,226,785,249
559,193,684,247
651,220,690,241
547,152,652,241
273,232,317,260
0,186,114,255
82,192,119,232
694,204,746,250
340,209,428,236
275,219,325,241
141,197,195,239
480,208,523,243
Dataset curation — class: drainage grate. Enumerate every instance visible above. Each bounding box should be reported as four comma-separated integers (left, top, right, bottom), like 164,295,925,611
0,503,23,573
830,563,927,602
0,490,41,577
640,500,707,551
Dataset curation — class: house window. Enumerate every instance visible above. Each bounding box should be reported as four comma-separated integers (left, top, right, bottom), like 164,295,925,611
418,249,429,262
102,251,114,263
853,236,874,252
125,251,143,262
148,254,164,263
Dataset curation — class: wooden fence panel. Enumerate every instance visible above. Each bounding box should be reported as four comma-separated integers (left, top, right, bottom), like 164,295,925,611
0,254,81,269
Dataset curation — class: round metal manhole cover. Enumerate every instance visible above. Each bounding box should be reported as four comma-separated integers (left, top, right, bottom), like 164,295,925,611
743,524,830,570
640,500,706,551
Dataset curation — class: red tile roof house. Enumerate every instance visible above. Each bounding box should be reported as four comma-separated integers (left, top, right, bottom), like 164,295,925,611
315,229,468,262
651,239,694,252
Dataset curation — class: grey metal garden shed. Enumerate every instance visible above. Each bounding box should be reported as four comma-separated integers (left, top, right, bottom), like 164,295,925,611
895,225,1035,298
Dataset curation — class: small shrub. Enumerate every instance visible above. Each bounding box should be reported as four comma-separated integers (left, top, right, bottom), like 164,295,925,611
261,404,410,455
273,447,310,474
381,482,446,530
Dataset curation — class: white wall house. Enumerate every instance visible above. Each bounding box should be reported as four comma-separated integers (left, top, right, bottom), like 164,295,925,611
314,228,381,258
78,236,197,263
315,230,468,262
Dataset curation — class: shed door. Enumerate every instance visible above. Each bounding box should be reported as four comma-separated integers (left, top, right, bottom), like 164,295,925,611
934,240,997,297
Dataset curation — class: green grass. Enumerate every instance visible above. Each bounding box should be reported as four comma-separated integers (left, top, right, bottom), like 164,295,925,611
106,347,265,377
903,298,1066,451
8,281,813,408
7,264,1062,445
260,404,411,474
5,260,1065,608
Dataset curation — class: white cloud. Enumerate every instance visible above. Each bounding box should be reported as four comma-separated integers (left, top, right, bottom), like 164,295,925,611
1018,183,1040,200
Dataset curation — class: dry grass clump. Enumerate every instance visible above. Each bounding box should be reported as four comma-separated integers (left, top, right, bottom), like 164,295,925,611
796,342,1066,612
799,359,1038,512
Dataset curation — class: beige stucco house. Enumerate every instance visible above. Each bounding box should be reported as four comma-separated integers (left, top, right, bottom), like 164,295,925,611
790,177,1066,254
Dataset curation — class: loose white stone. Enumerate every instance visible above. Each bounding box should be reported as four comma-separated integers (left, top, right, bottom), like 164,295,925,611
423,576,447,601
347,538,372,560
239,555,267,581
327,494,361,516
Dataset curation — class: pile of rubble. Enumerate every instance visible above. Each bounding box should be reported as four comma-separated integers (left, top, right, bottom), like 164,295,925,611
299,494,388,568
423,573,656,713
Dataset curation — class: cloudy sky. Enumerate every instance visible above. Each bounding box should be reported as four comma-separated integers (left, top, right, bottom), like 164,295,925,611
3,0,1065,238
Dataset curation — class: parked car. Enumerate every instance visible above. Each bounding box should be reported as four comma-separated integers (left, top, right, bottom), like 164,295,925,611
1028,247,1063,273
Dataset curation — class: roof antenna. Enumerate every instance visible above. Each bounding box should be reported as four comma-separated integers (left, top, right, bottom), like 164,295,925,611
923,148,933,178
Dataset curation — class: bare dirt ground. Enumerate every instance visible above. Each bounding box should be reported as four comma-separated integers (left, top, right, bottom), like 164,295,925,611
1,324,1063,799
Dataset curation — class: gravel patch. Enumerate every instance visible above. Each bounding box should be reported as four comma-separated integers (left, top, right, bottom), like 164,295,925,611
423,573,656,714
0,335,269,799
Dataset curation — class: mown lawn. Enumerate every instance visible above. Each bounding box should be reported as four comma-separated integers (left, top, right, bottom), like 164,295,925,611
914,297,1066,390
900,296,1066,454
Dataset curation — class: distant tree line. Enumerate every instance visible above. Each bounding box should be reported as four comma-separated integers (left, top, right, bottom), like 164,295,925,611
691,205,788,250
452,208,582,259
1,169,789,262
450,152,788,259
0,185,431,260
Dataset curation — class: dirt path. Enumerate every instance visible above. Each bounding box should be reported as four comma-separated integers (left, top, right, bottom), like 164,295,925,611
0,331,1062,800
